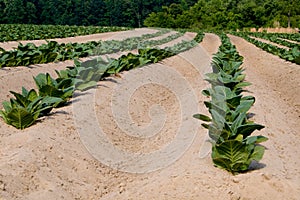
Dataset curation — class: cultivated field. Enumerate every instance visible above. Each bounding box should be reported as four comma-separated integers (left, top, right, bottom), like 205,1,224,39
0,27,299,199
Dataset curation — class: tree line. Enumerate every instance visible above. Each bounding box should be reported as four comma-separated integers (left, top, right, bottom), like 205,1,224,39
0,0,197,27
0,0,299,29
144,0,300,29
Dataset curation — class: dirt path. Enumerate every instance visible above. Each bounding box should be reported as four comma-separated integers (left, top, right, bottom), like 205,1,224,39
200,33,221,55
1,31,299,200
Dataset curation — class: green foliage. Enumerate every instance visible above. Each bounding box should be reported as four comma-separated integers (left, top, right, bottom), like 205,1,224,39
0,105,39,130
194,31,205,43
0,41,97,67
0,29,174,68
10,87,63,116
247,32,300,49
1,0,299,29
34,73,75,105
273,32,300,42
0,29,198,68
56,58,110,91
0,0,198,28
144,0,300,29
193,33,268,174
0,88,62,129
212,139,266,174
56,38,197,91
0,24,130,42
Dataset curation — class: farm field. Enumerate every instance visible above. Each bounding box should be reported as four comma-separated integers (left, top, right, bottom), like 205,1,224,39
0,27,300,200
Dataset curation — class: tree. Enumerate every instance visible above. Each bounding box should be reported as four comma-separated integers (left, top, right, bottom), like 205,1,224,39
278,0,300,28
88,0,108,26
0,0,6,23
3,0,26,23
25,2,37,24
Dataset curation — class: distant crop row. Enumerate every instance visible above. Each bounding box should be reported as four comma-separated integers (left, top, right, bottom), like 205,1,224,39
233,32,300,65
0,29,183,68
247,32,300,49
272,32,300,43
0,24,131,42
0,31,204,129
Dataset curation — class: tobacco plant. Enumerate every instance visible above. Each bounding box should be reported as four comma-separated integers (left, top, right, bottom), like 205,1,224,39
194,33,268,174
0,87,62,129
34,73,75,106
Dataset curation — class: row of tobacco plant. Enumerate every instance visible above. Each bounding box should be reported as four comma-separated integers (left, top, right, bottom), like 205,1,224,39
0,29,174,68
194,33,268,174
232,32,300,65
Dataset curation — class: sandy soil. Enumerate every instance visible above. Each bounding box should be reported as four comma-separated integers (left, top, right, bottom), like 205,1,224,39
0,30,300,200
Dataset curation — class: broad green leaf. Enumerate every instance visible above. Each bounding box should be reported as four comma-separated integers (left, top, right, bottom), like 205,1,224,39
39,85,64,98
201,123,209,129
202,89,210,97
212,140,249,173
237,123,265,138
193,114,211,122
34,73,47,89
7,107,36,129
10,91,28,107
234,100,254,117
211,109,226,129
234,82,251,89
76,81,97,91
231,112,247,136
2,101,12,112
245,135,268,145
27,89,38,101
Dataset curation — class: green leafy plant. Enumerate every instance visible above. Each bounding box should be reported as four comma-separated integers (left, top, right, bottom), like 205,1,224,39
10,87,63,115
0,86,64,129
194,33,268,174
247,32,300,50
194,31,205,43
56,58,110,91
34,73,75,106
211,137,267,174
0,24,130,42
0,101,40,130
